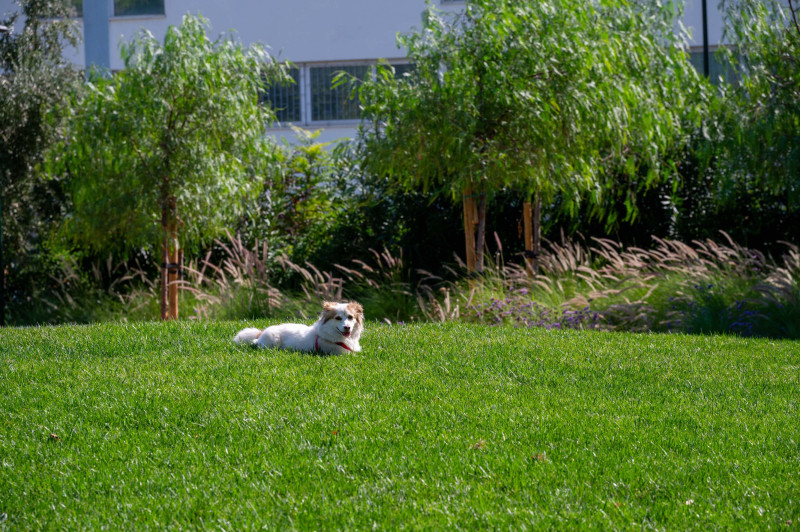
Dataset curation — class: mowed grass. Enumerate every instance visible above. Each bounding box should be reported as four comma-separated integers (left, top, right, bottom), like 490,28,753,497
1,321,798,530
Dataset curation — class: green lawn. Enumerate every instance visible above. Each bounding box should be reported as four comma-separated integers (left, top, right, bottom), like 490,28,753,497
1,321,798,529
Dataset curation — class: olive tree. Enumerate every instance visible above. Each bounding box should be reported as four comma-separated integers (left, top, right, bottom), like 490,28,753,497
0,0,81,325
50,14,286,319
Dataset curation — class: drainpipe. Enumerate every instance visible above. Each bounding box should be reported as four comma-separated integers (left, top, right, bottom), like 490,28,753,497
702,0,709,77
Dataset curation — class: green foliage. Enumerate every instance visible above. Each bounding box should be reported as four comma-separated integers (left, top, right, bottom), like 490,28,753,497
264,129,343,253
677,0,800,250
715,0,800,208
233,128,360,277
357,0,703,220
48,14,286,256
0,0,82,315
2,321,798,528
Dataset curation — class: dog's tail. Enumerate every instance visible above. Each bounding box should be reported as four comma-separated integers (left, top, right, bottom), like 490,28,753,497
233,328,262,345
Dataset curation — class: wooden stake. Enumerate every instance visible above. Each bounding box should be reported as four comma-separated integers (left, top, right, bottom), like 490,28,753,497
533,192,542,275
160,208,169,321
168,224,179,321
523,192,543,276
475,192,486,274
167,196,179,321
462,188,477,272
523,201,533,276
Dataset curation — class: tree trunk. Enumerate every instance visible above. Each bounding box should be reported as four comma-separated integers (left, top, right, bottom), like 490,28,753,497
523,201,533,276
160,192,179,321
475,192,487,274
167,196,179,320
533,192,542,275
160,201,169,320
462,188,477,272
523,192,543,276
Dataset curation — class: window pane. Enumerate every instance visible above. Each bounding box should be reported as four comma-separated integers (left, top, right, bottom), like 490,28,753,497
689,50,736,85
69,0,82,17
310,65,368,121
393,63,415,78
260,67,301,123
114,0,165,17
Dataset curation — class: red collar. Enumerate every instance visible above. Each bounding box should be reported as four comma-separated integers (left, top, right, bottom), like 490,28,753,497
315,336,353,352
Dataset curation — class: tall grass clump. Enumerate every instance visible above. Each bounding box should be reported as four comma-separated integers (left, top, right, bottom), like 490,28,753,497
15,231,798,339
459,232,800,338
181,232,287,320
182,233,424,323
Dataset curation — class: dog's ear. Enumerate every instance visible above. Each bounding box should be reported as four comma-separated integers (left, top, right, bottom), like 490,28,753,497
347,301,364,323
321,301,339,323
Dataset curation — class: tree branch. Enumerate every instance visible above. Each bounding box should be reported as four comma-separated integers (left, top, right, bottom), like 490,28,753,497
789,0,800,39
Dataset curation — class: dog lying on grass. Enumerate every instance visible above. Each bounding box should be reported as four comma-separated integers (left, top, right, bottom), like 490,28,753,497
234,301,364,354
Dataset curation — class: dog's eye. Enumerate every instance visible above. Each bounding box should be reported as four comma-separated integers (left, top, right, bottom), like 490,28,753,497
347,315,354,320
335,316,342,320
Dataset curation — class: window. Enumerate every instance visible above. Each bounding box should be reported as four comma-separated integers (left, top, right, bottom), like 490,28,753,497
68,0,82,17
65,0,164,18
310,65,368,122
261,67,301,123
689,49,736,85
261,62,413,126
114,0,165,17
392,63,415,79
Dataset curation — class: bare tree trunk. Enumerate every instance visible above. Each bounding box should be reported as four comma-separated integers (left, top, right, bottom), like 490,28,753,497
160,201,169,320
533,192,542,275
523,200,534,276
462,188,477,272
523,192,543,276
475,192,486,274
167,196,179,320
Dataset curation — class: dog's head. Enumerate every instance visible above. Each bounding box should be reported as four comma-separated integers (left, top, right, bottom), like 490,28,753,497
320,301,364,340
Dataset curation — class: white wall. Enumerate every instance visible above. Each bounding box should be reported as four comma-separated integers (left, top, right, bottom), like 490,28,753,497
0,1,462,64
99,0,461,70
0,0,731,66
0,0,729,142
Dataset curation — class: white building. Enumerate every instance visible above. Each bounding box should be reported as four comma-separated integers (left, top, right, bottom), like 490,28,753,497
0,0,727,143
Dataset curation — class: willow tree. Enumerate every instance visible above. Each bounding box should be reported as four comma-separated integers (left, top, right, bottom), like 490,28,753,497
357,0,702,273
50,15,285,319
357,5,520,273
501,0,704,271
712,0,800,226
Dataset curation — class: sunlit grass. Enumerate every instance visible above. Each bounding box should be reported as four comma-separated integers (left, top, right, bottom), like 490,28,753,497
1,321,798,529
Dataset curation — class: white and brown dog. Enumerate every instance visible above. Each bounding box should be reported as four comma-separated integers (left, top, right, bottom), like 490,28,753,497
234,301,364,354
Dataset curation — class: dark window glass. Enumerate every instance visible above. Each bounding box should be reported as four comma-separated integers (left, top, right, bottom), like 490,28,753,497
392,63,415,78
261,67,301,123
310,65,368,121
114,0,165,17
689,50,736,85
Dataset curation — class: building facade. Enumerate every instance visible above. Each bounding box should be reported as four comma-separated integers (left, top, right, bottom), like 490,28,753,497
0,0,727,143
